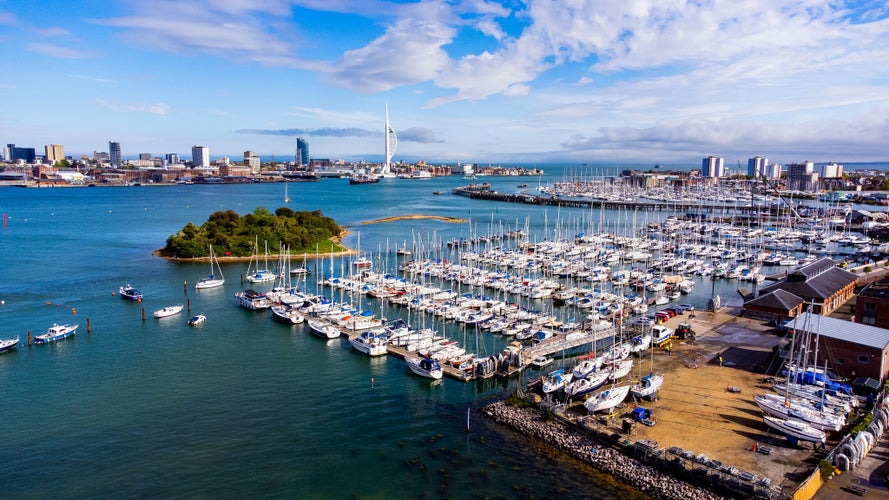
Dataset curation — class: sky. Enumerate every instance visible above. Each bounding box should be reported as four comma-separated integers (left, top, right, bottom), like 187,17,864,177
1,0,888,166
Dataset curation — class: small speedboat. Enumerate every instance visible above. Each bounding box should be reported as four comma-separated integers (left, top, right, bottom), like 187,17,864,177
0,336,20,353
119,284,143,301
188,314,206,326
531,356,553,369
153,304,184,318
407,355,443,380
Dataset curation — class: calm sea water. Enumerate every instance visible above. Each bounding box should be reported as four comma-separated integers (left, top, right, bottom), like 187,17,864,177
0,166,757,498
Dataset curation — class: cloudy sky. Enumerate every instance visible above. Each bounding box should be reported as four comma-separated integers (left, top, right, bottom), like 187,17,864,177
2,0,888,166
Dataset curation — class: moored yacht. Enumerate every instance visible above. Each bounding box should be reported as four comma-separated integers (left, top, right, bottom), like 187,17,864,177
406,355,443,380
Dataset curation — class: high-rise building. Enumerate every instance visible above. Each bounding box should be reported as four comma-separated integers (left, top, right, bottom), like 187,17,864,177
165,153,180,164
244,150,260,173
296,137,309,166
701,156,724,178
747,156,768,178
820,162,843,178
139,153,151,161
6,144,36,163
109,141,121,167
45,144,65,163
765,163,782,180
192,145,210,167
786,161,818,191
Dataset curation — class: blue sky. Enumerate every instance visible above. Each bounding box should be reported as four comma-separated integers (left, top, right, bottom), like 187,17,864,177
2,0,888,166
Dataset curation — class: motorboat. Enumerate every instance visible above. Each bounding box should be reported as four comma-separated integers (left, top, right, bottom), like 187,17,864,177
542,368,573,394
349,330,388,356
188,314,206,326
119,284,142,301
153,304,184,318
236,289,272,310
0,336,20,353
406,355,443,380
530,356,553,369
245,269,276,284
271,305,305,325
307,319,341,339
34,323,78,344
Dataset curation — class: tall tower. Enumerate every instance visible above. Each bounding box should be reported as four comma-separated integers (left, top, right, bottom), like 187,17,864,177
296,137,309,167
109,141,121,167
381,105,397,177
192,145,210,167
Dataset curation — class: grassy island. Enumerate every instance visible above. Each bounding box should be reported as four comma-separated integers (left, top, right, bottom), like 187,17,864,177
160,207,346,259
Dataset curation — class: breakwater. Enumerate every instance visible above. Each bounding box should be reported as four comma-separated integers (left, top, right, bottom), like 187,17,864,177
483,401,781,500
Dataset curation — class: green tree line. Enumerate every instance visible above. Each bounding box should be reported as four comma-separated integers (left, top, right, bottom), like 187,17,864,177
161,207,343,258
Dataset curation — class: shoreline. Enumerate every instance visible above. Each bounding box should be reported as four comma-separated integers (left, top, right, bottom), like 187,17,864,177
155,229,356,262
358,214,467,225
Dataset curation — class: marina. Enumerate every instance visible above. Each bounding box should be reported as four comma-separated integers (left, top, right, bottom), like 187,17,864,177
2,168,889,498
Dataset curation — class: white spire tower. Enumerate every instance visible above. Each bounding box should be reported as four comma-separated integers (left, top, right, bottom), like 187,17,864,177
381,104,397,177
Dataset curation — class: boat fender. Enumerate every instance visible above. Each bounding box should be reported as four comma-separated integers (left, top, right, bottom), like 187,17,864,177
834,453,851,471
860,431,874,454
855,433,871,457
837,443,858,466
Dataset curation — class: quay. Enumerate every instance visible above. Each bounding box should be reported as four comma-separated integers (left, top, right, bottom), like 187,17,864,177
453,185,732,212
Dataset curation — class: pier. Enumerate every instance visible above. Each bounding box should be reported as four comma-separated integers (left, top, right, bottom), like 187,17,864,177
452,186,732,212
523,327,615,360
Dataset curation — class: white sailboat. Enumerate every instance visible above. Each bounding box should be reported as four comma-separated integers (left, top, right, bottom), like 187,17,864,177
762,415,826,444
284,178,290,203
584,384,631,413
195,245,225,289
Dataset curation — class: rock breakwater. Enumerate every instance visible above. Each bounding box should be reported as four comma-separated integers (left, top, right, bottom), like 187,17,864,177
484,401,724,500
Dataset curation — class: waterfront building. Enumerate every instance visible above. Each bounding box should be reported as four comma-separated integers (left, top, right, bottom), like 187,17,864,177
165,153,180,165
701,155,724,178
784,312,889,382
296,137,309,166
139,153,151,161
747,156,768,178
743,258,856,319
109,141,121,167
244,150,260,173
855,277,889,328
820,162,844,178
192,145,210,168
6,143,37,164
787,161,818,191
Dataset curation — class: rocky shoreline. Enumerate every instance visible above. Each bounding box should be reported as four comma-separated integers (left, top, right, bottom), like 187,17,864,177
483,400,724,500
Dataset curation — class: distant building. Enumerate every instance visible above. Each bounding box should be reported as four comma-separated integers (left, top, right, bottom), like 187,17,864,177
45,144,65,164
764,163,782,180
296,137,309,166
747,156,768,178
165,153,180,165
109,141,121,167
820,162,844,179
244,150,260,173
139,153,151,161
192,145,210,168
786,161,818,191
701,156,724,178
6,144,36,164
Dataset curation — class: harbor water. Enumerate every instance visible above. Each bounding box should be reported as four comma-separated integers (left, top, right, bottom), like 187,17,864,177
0,166,821,498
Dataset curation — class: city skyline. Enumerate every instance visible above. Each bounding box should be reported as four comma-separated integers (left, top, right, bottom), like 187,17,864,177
2,1,888,165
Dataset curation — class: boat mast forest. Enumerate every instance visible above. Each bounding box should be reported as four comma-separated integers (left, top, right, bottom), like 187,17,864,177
161,207,344,258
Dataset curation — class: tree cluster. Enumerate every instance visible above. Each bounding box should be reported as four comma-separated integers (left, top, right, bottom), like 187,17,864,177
161,207,342,258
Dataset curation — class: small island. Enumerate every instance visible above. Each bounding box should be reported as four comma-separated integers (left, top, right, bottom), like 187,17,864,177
159,207,347,259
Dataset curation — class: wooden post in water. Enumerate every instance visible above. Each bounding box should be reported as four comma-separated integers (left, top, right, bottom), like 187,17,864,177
141,308,146,321
183,280,187,293
87,318,91,333
27,331,31,346
187,298,191,312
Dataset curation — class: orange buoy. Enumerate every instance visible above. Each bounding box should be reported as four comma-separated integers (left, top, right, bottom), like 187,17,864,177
72,308,77,314
112,292,116,296
46,301,52,306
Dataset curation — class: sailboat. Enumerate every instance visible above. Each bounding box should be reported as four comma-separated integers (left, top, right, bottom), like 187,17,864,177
584,384,632,413
195,245,225,289
245,238,276,283
284,178,290,203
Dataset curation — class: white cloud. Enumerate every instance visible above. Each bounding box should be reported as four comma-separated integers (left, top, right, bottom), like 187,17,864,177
26,43,100,59
36,27,70,37
96,99,171,115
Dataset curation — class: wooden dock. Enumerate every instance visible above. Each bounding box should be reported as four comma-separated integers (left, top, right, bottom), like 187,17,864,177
523,327,616,360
